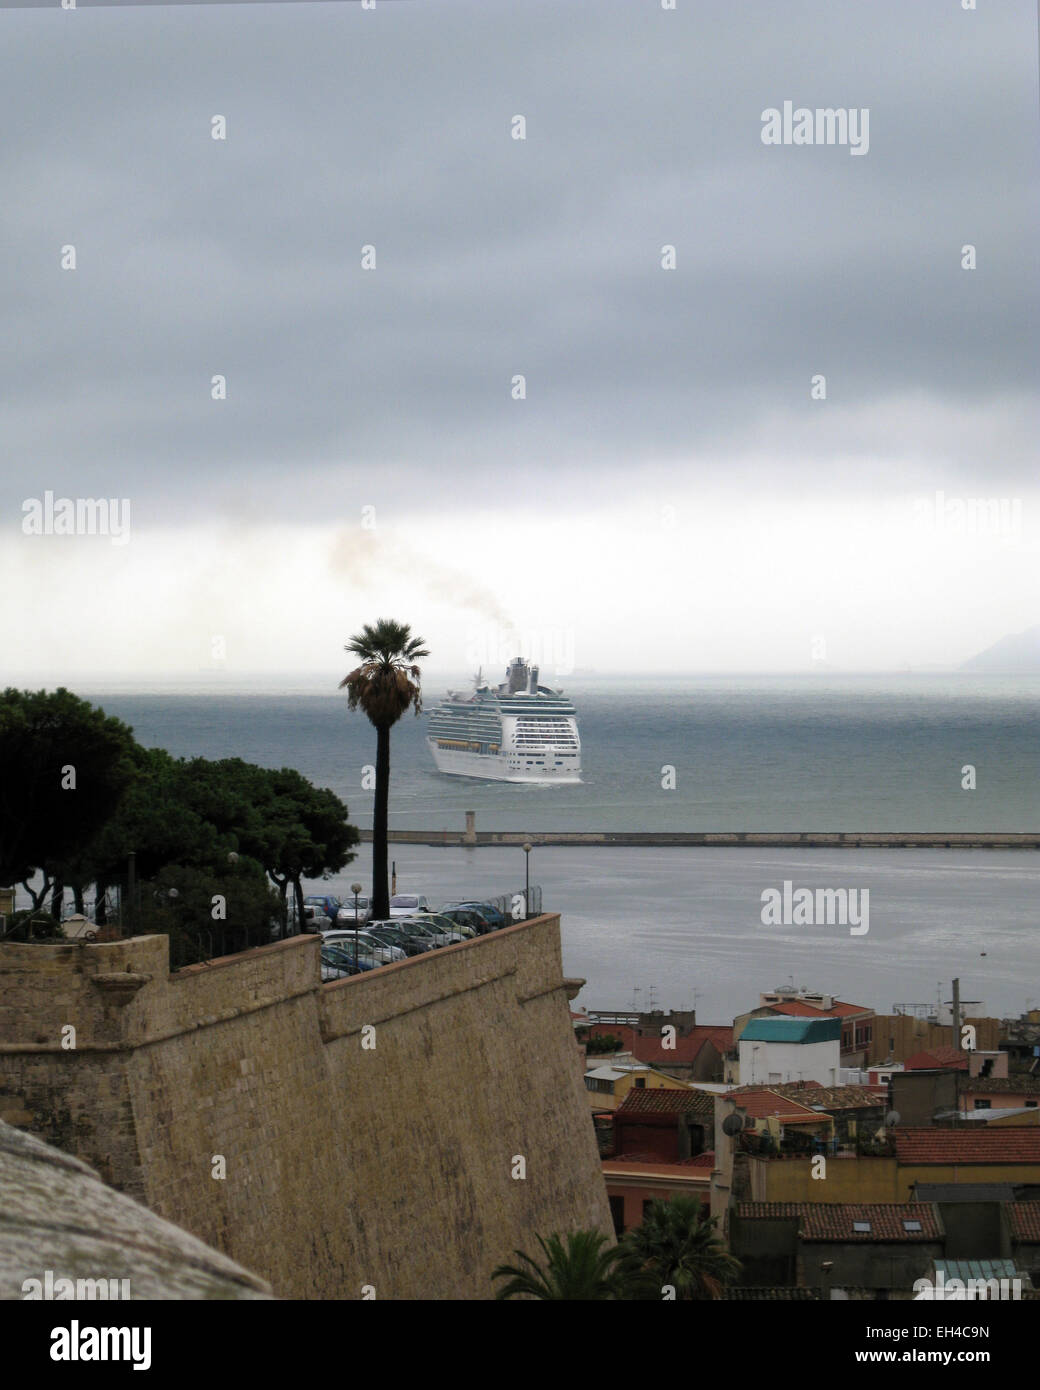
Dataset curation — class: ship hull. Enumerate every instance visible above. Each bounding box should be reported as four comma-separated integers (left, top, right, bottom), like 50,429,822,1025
427,739,582,784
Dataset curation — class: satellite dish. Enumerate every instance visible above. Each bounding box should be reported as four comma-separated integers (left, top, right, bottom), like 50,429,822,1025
721,1114,744,1137
885,1110,900,1127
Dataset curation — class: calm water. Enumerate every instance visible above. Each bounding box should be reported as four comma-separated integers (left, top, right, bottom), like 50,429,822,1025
322,843,1040,1023
83,674,1040,834
70,675,1039,1021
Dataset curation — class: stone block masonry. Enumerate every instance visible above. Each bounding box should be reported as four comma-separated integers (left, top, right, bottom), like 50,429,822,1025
0,916,612,1299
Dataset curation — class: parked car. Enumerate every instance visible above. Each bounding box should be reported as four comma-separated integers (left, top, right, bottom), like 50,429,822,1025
304,894,343,921
437,906,491,936
301,905,333,932
388,894,431,920
336,896,371,925
408,912,471,946
319,928,406,963
441,900,507,929
425,911,477,941
320,948,361,982
322,942,379,974
363,924,430,958
380,919,440,951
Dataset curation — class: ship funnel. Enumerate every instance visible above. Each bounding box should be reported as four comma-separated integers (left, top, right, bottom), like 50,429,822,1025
507,657,528,693
529,665,539,692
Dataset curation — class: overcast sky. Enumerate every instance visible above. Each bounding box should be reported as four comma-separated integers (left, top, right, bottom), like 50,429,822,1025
2,0,1038,681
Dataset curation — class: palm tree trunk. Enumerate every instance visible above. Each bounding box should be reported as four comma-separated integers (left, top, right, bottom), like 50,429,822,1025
372,722,391,918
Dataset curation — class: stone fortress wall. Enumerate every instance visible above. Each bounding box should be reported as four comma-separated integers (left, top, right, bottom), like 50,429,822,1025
0,915,611,1299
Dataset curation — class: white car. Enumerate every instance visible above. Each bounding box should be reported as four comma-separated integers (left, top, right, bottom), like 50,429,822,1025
388,894,430,920
336,896,371,925
320,928,406,963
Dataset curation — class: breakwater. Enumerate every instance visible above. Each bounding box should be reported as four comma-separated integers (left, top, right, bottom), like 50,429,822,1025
361,829,1040,849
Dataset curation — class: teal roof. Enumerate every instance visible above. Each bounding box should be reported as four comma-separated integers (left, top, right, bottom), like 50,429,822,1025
741,1017,841,1045
935,1259,1018,1283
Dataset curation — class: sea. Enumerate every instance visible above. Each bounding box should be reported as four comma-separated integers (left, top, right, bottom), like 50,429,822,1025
72,673,1040,1022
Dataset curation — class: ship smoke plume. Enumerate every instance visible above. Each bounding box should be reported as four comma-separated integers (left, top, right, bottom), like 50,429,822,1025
328,527,511,627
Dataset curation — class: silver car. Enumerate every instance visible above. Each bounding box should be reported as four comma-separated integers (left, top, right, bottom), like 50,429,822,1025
336,896,371,925
320,927,406,963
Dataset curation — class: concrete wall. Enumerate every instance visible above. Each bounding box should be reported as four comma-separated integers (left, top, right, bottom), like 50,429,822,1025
748,1154,1040,1204
750,1156,902,1203
0,915,612,1300
801,1239,940,1290
890,1070,960,1127
738,1037,839,1086
869,1016,1000,1066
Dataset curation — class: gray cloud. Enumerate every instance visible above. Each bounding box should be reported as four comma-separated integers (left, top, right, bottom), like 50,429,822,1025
1,0,1037,532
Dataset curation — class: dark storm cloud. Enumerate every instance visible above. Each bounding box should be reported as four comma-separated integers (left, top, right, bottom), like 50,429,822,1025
1,0,1037,524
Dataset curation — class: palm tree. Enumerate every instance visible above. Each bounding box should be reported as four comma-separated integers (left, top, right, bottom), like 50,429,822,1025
492,1230,631,1300
620,1195,740,1300
340,619,429,920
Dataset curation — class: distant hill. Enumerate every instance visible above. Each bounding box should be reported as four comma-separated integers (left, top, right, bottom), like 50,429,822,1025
961,625,1040,673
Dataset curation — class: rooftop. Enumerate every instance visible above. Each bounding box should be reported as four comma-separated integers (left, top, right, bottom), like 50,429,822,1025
735,1202,940,1242
894,1127,1040,1165
769,999,871,1019
962,1076,1040,1095
1008,1203,1040,1241
615,1087,715,1118
726,1087,828,1122
584,1021,732,1065
904,1047,969,1072
741,1017,842,1045
601,1158,713,1180
769,1082,886,1110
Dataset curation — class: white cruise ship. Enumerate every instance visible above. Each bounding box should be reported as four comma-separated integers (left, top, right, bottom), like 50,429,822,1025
426,658,582,783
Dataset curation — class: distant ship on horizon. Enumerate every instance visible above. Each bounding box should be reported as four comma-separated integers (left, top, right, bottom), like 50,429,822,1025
426,657,582,784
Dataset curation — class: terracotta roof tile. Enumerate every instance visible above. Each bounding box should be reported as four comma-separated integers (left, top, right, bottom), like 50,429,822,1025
585,1022,732,1065
1008,1202,1040,1241
726,1087,828,1121
963,1077,1040,1096
905,1047,969,1071
894,1127,1040,1164
770,1083,887,1110
735,1202,940,1242
615,1087,715,1117
769,1000,871,1018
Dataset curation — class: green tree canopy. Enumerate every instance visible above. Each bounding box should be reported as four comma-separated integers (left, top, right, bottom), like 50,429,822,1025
0,688,137,889
619,1196,741,1300
492,1230,632,1301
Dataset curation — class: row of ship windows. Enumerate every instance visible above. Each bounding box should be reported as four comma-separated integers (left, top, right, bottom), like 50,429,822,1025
436,740,499,752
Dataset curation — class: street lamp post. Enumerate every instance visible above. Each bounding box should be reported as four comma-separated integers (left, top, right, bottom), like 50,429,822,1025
351,881,363,970
522,842,532,920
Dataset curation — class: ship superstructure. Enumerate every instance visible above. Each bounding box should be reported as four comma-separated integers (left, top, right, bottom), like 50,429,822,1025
426,657,582,783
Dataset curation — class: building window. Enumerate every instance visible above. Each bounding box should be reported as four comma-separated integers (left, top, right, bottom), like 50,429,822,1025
1027,1102,1037,1109
853,1221,871,1233
634,1078,646,1089
974,1099,991,1111
609,1195,625,1238
903,1220,922,1232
